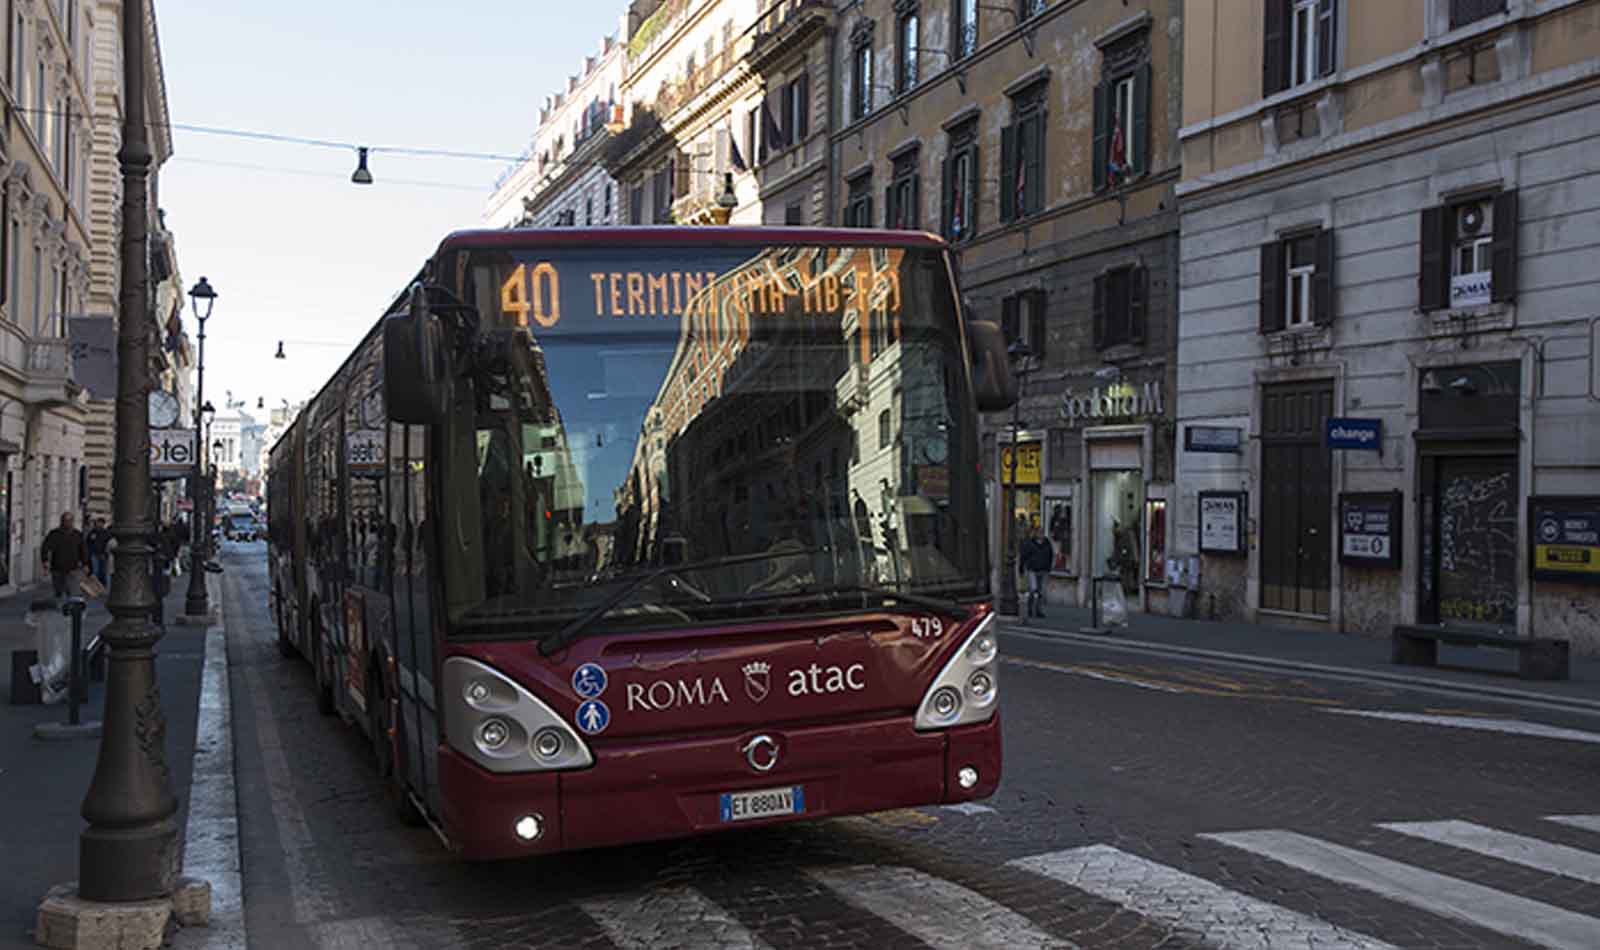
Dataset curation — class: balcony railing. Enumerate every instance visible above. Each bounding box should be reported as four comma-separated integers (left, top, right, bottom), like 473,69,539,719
27,338,73,379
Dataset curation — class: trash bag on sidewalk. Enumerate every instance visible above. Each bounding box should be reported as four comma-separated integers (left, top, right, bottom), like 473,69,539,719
1098,580,1129,628
30,611,69,705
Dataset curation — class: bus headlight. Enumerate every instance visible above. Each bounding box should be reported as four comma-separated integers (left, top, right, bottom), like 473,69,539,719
443,658,594,774
914,614,999,731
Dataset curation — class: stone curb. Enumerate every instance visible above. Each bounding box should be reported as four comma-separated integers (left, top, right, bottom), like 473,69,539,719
1003,623,1600,717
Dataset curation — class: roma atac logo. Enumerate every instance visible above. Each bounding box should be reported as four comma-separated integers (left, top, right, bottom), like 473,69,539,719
743,661,770,704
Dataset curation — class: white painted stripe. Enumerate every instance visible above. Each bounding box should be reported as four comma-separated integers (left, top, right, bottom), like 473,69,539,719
1547,815,1600,834
808,865,1074,950
1380,820,1600,886
579,886,772,950
943,802,996,816
1007,658,1186,693
1010,844,1397,950
1325,709,1600,744
1204,830,1600,950
175,627,245,950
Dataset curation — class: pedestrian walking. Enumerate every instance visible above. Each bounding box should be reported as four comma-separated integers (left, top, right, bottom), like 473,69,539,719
1019,527,1054,618
85,517,111,585
40,512,89,601
151,520,185,629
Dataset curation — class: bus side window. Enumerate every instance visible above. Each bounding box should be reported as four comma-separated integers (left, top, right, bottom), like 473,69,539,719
389,422,415,675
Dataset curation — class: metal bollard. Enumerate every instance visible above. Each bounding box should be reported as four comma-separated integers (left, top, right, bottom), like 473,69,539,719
63,596,87,725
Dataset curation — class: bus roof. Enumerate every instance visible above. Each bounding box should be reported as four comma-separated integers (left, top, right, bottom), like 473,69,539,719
435,226,949,256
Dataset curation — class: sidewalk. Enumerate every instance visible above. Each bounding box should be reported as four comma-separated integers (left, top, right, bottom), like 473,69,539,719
0,576,211,949
1003,604,1600,708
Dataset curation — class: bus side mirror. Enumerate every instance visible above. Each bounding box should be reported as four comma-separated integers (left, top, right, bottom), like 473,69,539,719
967,320,1018,412
383,285,450,424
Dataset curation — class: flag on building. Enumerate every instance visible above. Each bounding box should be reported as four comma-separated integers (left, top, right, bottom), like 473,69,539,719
730,131,748,173
1107,110,1128,188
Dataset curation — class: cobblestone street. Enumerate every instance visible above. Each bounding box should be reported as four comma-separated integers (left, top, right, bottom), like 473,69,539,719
213,545,1600,949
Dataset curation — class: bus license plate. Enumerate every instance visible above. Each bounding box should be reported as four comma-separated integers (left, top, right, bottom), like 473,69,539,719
719,786,805,822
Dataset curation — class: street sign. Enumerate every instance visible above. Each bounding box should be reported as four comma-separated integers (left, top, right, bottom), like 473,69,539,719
1327,417,1382,452
150,428,197,480
1339,491,1402,568
1184,425,1243,453
1530,496,1600,585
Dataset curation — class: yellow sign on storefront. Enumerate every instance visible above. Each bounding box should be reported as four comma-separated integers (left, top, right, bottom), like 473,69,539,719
998,441,1042,485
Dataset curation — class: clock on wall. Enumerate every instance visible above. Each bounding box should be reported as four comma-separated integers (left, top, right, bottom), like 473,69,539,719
148,391,180,429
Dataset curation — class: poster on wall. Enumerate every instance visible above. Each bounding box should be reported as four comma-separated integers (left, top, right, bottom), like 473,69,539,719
1339,491,1402,568
1198,491,1245,555
1045,495,1073,574
1530,496,1600,585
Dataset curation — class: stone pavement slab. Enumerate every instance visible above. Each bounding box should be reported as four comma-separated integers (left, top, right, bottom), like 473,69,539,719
0,581,208,949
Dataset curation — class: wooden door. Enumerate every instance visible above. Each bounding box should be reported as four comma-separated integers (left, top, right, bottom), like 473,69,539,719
1260,382,1334,615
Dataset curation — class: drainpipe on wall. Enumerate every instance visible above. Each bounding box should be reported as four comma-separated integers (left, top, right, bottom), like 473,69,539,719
824,24,838,225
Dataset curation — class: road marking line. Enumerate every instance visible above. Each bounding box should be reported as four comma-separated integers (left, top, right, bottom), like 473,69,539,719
1007,657,1187,693
175,626,245,950
1546,815,1600,834
1009,844,1397,950
579,886,772,950
942,802,996,816
1380,820,1600,886
808,865,1075,950
1203,829,1600,950
1324,708,1600,744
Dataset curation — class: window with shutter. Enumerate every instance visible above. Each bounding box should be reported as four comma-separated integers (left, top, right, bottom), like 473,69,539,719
1449,0,1504,29
1026,290,1048,359
1259,240,1285,333
999,124,1017,222
1092,82,1108,192
1490,189,1517,303
1263,0,1288,95
942,119,979,242
1004,82,1047,218
1000,295,1020,343
1095,29,1150,191
845,173,874,228
1097,267,1140,348
1312,228,1335,326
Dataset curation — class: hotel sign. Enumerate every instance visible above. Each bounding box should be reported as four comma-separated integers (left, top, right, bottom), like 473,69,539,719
1060,380,1166,427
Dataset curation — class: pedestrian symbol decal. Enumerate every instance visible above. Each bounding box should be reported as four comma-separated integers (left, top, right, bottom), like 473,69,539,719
572,663,607,699
575,699,610,735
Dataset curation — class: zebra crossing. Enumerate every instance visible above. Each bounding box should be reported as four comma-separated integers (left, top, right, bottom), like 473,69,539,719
568,813,1600,949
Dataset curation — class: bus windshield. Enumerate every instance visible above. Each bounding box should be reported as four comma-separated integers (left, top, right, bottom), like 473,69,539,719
446,241,985,634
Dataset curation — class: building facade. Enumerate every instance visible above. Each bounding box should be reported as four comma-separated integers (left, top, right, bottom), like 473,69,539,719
1176,0,1600,651
484,28,627,230
829,0,1186,612
0,0,99,589
746,0,835,225
607,0,764,227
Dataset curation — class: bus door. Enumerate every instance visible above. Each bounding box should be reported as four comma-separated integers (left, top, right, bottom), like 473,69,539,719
392,423,442,815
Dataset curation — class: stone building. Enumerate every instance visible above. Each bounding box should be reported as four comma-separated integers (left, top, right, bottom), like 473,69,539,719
483,28,627,230
828,0,1186,612
0,0,149,590
607,0,764,226
745,0,835,225
1176,0,1600,651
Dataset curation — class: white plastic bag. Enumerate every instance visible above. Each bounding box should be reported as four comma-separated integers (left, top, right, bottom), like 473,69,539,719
31,610,69,704
1099,582,1129,628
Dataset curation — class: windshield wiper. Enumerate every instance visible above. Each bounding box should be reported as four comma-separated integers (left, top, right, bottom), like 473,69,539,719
536,548,819,656
814,584,971,618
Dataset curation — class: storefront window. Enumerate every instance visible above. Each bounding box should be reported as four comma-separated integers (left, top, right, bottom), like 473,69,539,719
1145,498,1166,583
1092,469,1142,594
0,469,10,586
1046,495,1072,573
999,439,1043,557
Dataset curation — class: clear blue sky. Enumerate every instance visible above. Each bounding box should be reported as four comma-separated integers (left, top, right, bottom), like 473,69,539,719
158,0,622,415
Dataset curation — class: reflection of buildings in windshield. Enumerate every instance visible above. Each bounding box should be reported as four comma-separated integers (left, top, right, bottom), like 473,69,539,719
613,244,961,591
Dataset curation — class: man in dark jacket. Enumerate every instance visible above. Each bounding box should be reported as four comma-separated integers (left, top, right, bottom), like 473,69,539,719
85,517,111,585
41,512,89,599
1019,526,1054,618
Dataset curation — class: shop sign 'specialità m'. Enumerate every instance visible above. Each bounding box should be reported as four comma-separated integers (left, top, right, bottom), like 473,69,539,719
1059,380,1166,427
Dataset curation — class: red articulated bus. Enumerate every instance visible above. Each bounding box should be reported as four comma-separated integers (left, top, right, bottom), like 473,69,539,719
266,227,1018,859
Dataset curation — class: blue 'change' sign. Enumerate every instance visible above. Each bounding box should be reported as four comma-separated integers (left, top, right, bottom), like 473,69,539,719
1327,417,1382,452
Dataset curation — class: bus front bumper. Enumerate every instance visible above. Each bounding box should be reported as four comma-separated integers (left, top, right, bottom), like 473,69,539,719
438,712,1000,861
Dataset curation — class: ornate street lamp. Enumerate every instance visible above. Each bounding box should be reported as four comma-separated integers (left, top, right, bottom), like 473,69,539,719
997,340,1034,617
710,172,737,225
184,281,216,618
76,0,178,901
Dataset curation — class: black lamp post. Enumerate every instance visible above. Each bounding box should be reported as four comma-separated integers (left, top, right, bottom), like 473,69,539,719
183,277,215,618
997,341,1034,617
76,0,178,900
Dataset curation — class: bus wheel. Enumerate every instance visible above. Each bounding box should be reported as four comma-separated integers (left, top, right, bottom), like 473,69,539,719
313,630,335,716
372,679,425,827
